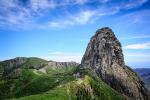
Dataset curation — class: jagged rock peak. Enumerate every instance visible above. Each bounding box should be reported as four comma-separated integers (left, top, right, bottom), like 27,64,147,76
81,27,124,68
81,27,150,100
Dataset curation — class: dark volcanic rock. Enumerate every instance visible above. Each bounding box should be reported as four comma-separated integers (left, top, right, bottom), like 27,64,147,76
81,27,150,100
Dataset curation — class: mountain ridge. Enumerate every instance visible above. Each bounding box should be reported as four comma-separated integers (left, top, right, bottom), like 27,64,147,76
0,57,124,100
0,57,79,79
0,27,150,100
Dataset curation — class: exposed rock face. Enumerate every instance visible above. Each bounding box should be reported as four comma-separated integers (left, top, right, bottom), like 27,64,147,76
81,27,150,100
3,57,27,70
48,61,79,69
0,57,27,79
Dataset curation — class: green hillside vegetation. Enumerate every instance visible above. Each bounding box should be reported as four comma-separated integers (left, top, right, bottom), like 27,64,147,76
21,57,48,69
0,68,75,99
0,58,125,100
13,73,124,100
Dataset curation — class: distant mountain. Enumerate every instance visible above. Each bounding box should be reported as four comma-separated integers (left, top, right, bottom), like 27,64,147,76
134,68,150,75
134,68,150,90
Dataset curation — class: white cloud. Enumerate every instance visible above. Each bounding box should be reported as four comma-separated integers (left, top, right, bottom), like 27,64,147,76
41,52,83,63
44,1,149,28
48,10,96,27
124,52,150,63
125,58,150,63
0,0,148,29
0,0,56,28
73,10,96,24
121,35,150,40
75,0,87,4
30,0,56,11
115,9,150,28
99,0,110,3
121,0,148,9
0,0,33,28
124,42,150,49
125,53,150,57
48,7,119,28
48,20,74,28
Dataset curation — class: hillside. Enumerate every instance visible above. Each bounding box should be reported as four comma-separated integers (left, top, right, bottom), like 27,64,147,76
0,57,124,100
0,27,150,100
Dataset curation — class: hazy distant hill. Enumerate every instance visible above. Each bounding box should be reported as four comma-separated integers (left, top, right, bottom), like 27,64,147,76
134,68,150,90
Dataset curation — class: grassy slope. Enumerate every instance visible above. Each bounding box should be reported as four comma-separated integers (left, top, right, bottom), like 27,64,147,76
13,68,124,100
15,75,124,100
21,57,48,69
0,58,125,100
14,81,76,100
0,68,75,99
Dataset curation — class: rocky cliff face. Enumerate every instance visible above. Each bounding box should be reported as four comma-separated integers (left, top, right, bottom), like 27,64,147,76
48,61,78,69
81,27,150,100
0,57,28,79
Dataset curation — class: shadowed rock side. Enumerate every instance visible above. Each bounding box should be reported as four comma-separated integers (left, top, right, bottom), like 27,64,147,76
81,27,150,100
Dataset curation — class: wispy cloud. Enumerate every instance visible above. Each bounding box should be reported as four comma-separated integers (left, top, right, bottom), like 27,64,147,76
48,7,121,28
125,53,150,57
99,0,110,3
121,35,150,40
74,0,88,5
29,0,56,10
48,10,97,27
124,42,150,49
115,9,150,28
121,0,148,9
0,0,148,29
124,52,150,64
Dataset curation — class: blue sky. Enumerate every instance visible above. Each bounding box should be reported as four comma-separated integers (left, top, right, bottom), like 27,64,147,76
0,0,150,68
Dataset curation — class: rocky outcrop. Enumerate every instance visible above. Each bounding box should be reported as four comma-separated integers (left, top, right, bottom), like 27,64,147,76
0,57,27,79
3,57,27,70
81,27,150,100
48,61,79,69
